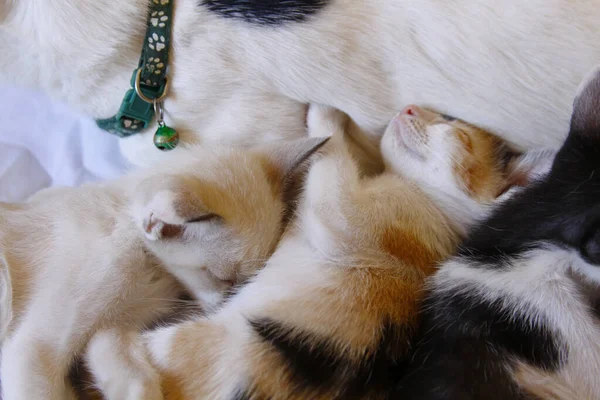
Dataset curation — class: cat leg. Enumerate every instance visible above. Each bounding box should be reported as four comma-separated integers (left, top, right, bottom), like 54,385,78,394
88,311,250,400
301,135,363,258
307,104,384,175
306,104,349,138
86,328,163,400
1,329,78,400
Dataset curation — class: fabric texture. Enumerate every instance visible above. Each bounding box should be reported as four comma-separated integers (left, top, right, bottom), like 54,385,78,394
0,86,130,202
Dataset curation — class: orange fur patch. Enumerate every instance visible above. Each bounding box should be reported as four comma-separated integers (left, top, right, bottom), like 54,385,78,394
451,123,505,201
162,373,187,400
162,321,230,400
380,225,442,273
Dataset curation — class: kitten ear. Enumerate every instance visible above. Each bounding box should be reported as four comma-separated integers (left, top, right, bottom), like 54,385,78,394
571,65,600,136
496,148,557,201
259,137,330,181
504,148,557,187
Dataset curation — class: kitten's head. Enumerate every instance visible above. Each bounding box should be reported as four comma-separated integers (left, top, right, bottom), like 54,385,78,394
133,137,328,310
457,66,600,282
380,105,551,231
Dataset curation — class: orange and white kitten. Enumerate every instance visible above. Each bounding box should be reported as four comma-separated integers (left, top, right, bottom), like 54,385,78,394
86,105,552,400
0,137,327,400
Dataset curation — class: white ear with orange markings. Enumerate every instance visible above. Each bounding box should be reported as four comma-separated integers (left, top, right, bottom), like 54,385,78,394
497,148,557,202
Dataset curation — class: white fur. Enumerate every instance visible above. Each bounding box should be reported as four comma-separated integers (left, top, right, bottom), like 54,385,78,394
575,65,600,103
87,329,163,400
1,0,599,167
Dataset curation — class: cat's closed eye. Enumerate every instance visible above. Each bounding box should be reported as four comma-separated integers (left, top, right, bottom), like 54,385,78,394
441,114,456,121
187,214,221,223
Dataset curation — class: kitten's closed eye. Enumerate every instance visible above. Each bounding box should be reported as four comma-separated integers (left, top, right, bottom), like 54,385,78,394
456,129,472,150
441,114,456,121
187,214,221,223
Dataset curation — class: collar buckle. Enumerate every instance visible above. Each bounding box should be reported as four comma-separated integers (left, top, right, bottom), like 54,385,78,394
95,0,174,139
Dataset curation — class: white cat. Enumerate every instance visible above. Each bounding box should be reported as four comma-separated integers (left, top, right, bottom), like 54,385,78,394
1,0,598,167
0,137,327,400
84,105,553,400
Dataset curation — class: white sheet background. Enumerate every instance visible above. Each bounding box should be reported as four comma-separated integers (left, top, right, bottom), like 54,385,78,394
0,86,130,202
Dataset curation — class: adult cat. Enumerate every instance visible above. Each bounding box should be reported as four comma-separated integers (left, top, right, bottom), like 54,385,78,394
0,137,327,400
1,0,598,166
395,68,600,399
85,105,549,399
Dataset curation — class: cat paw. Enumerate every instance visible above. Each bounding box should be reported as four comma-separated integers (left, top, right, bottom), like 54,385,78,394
87,329,164,400
139,191,185,241
306,104,348,138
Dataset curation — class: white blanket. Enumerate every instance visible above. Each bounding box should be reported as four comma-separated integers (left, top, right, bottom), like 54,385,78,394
0,86,130,202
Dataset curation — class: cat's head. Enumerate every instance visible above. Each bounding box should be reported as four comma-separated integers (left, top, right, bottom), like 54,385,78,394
380,105,553,232
132,137,328,310
457,66,600,282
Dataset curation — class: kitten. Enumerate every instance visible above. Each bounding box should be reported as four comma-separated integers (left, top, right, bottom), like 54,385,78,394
85,105,545,399
395,68,600,399
0,137,327,400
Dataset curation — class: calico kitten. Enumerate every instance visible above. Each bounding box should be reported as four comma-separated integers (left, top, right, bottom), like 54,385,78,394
0,137,327,400
85,105,544,399
395,67,600,399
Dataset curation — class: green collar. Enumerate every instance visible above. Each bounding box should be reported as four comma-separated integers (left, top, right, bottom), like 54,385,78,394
96,0,178,150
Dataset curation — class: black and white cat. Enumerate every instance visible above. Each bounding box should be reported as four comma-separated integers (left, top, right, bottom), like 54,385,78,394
396,67,600,399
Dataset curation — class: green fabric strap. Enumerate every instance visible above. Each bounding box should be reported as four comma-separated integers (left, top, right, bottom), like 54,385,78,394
96,0,173,137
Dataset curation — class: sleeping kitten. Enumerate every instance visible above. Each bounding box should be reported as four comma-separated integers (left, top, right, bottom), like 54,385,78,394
85,105,547,399
395,68,600,399
0,137,327,400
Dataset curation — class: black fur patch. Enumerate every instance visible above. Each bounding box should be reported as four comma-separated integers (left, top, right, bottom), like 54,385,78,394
249,318,410,398
395,289,563,399
431,290,562,369
250,318,341,387
200,0,330,25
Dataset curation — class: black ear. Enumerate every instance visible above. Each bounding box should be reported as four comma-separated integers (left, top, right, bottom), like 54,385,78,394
571,66,600,136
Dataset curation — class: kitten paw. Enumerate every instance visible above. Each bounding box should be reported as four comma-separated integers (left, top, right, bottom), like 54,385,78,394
87,329,164,400
306,104,348,138
139,190,186,241
143,212,166,240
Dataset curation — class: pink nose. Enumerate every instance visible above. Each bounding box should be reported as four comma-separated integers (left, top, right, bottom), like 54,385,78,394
401,104,421,116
